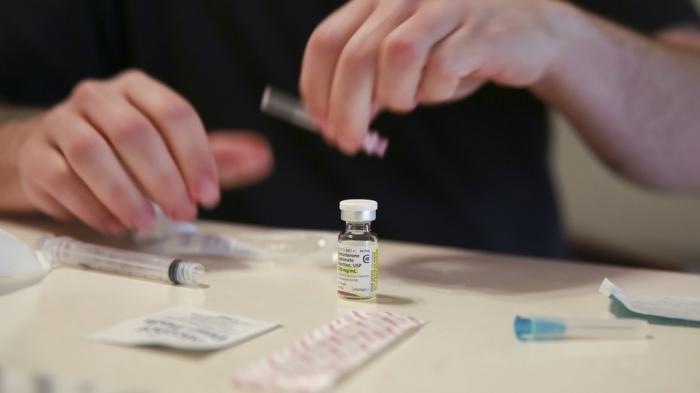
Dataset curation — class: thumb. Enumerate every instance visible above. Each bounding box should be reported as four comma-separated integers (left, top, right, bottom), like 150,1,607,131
208,131,274,189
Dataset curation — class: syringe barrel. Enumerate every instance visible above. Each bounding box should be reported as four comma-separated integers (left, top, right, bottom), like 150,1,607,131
38,236,204,286
261,86,389,158
562,318,649,339
261,87,318,131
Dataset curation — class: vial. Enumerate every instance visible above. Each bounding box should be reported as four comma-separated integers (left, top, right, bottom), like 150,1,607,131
337,199,379,300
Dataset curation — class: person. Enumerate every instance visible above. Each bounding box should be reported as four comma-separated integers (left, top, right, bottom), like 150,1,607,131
0,0,699,259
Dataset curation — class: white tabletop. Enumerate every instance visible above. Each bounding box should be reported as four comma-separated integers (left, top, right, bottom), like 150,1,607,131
1,217,699,393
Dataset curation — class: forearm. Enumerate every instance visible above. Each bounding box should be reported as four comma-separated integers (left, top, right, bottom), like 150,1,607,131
534,3,700,192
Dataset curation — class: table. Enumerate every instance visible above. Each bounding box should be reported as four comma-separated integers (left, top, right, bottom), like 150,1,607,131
1,217,699,393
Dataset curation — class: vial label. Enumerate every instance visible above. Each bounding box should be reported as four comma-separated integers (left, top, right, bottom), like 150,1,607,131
337,243,378,299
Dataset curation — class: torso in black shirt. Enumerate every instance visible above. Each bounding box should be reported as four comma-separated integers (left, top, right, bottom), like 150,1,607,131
1,0,697,258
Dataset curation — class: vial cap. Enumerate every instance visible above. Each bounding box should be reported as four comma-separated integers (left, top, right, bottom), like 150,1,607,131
339,199,377,222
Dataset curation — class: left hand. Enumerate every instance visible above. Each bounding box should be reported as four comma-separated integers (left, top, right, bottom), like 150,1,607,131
300,0,572,154
208,131,274,190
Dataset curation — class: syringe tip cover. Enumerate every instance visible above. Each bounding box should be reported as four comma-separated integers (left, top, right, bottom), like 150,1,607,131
375,137,389,158
170,259,206,286
362,130,389,158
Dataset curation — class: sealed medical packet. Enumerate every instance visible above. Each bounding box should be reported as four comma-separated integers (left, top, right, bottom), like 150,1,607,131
600,278,700,322
91,306,279,351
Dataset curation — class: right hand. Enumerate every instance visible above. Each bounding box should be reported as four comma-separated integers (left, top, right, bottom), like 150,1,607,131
15,69,271,235
300,0,569,154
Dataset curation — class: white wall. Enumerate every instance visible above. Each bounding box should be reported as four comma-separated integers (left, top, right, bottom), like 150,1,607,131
553,117,700,269
553,2,700,270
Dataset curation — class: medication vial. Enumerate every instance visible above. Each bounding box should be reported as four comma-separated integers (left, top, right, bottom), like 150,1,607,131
337,199,378,299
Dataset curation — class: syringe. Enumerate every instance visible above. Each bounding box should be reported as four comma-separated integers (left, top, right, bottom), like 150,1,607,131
514,315,650,340
260,86,389,158
37,236,205,286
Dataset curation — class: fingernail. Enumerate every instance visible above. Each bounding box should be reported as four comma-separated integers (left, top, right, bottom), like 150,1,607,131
311,115,326,132
339,138,360,156
197,178,220,208
105,222,126,236
170,201,197,221
132,206,156,231
316,119,327,132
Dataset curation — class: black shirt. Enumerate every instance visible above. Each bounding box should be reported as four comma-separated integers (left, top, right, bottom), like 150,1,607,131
1,1,698,258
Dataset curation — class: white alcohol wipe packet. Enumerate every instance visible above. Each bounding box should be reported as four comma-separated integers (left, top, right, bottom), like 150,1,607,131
91,306,280,351
600,278,700,322
231,310,427,392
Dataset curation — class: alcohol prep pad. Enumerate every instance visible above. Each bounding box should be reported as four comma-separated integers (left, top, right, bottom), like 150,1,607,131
600,278,700,322
91,306,279,351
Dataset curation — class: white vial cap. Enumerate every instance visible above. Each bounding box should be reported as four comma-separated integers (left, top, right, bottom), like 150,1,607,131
340,199,377,222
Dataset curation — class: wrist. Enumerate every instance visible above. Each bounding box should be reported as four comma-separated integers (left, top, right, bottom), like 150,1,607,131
0,116,43,211
532,0,596,95
6,115,39,157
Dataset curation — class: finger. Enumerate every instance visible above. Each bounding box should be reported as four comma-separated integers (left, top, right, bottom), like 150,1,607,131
329,1,415,154
48,107,155,231
377,2,461,112
418,25,486,103
117,70,220,208
208,131,274,189
78,85,196,221
300,0,377,143
419,77,487,106
371,100,382,120
29,189,75,222
451,77,487,101
17,131,77,223
37,146,126,235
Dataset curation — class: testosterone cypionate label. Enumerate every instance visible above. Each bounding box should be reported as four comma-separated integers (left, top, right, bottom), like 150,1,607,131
337,243,378,299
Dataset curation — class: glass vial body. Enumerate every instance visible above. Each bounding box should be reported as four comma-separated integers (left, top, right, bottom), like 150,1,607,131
337,199,379,300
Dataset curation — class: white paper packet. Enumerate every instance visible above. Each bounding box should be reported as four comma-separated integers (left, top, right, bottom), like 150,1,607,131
599,278,700,322
231,310,426,392
91,306,279,351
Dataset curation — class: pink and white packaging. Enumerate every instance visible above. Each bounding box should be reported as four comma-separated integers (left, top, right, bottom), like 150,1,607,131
231,310,426,392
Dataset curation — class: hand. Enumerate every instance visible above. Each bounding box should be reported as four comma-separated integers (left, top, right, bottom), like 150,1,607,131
15,70,273,235
209,131,274,190
300,0,570,154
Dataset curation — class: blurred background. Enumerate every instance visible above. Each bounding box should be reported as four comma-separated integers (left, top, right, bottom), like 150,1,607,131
551,0,700,273
2,1,699,271
553,112,700,271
